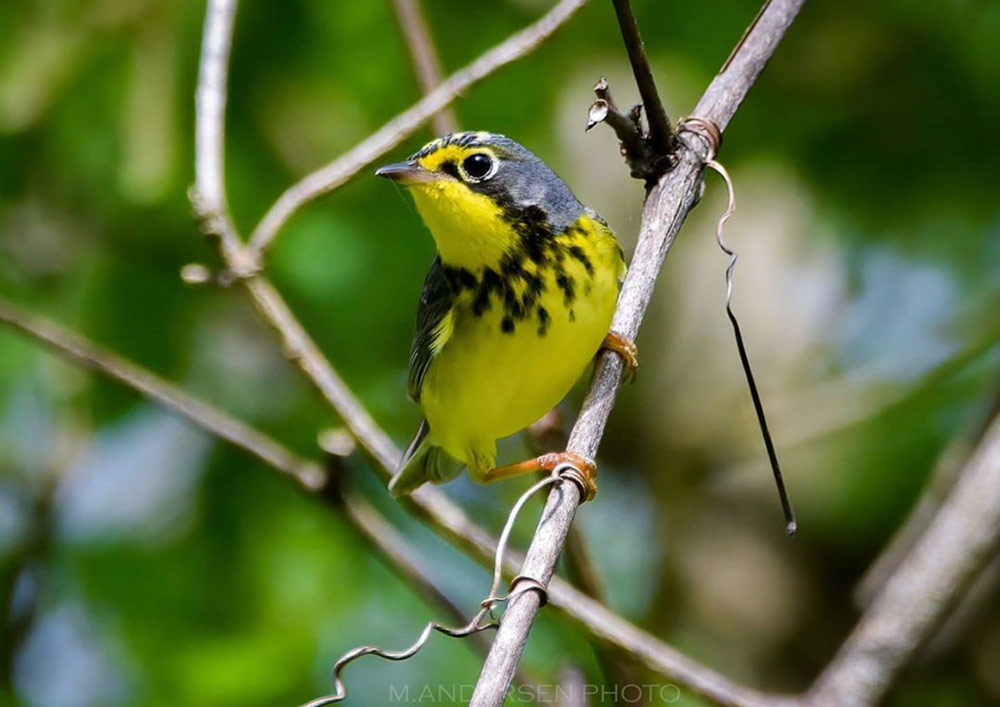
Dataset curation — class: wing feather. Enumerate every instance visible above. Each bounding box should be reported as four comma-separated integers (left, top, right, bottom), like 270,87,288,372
407,257,455,401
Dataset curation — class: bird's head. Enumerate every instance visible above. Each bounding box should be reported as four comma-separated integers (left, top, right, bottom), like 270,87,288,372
376,132,583,270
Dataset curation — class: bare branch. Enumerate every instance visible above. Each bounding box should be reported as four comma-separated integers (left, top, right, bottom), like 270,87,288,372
191,0,258,276
610,0,673,153
807,411,1000,706
390,0,458,136
242,276,402,473
246,0,589,257
469,2,808,704
527,410,644,704
193,0,235,221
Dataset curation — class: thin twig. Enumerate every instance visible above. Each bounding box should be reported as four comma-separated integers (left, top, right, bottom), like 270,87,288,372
390,0,458,136
468,2,808,705
246,0,589,257
806,410,1000,707
610,0,673,153
191,0,258,277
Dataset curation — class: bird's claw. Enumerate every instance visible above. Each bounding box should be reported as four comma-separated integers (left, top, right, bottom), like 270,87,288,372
538,452,597,502
602,331,638,385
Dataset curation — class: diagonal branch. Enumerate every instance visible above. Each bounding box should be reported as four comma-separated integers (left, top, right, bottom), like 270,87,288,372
390,0,458,136
527,412,646,703
246,0,589,257
468,1,809,704
806,410,1000,706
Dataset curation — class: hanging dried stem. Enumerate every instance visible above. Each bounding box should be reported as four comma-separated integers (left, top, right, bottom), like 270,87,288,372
301,474,562,706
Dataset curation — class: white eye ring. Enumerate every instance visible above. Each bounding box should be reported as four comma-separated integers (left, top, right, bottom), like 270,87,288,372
459,152,498,182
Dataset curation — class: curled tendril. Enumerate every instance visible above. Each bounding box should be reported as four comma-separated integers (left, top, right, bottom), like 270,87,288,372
300,471,570,705
679,116,797,536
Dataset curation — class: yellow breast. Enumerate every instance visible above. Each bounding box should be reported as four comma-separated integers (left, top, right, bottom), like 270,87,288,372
420,214,624,470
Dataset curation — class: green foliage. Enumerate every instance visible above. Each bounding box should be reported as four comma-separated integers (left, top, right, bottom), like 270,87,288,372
1,1,999,705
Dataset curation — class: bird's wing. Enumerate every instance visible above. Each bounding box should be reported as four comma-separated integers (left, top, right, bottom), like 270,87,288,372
408,256,456,402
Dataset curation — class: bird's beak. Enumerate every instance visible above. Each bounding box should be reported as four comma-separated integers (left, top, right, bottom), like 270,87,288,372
375,160,436,184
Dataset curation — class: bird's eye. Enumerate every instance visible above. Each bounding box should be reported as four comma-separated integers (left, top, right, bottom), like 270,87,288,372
461,153,494,181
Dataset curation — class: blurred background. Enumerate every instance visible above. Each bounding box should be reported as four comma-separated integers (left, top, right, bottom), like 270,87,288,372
1,0,999,705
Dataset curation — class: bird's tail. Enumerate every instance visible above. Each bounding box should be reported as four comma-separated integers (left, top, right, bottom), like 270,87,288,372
389,420,462,496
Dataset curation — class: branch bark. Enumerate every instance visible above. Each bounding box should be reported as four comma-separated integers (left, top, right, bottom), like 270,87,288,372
246,0,589,257
468,1,808,704
390,0,458,136
806,411,1000,707
527,411,645,704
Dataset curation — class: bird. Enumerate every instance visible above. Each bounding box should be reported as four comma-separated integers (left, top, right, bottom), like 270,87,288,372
376,131,637,501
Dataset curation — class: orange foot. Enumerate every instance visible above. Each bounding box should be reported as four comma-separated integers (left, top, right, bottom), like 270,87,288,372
537,451,598,502
482,451,598,502
602,331,638,385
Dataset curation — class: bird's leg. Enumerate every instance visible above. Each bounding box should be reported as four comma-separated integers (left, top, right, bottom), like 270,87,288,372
601,331,638,384
480,452,598,501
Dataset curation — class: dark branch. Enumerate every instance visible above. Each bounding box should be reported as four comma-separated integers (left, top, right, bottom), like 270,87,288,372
610,0,674,153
